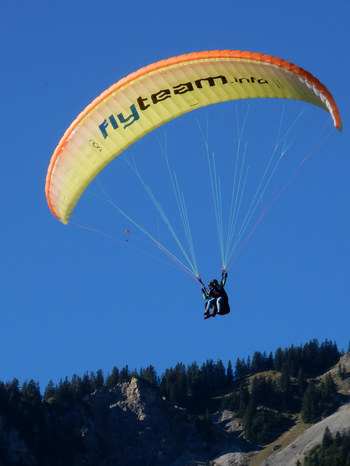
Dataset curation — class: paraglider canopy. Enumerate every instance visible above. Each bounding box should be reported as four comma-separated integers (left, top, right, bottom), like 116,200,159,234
45,50,341,226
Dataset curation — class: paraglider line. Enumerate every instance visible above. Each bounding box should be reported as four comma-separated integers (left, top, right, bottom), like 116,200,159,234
71,221,198,279
226,121,336,269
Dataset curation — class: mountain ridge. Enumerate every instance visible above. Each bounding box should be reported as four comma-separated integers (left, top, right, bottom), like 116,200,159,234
1,341,349,465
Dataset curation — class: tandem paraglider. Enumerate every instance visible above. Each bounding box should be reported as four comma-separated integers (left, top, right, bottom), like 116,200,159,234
45,50,341,318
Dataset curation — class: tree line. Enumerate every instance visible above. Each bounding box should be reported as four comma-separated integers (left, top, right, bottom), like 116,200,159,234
0,338,343,450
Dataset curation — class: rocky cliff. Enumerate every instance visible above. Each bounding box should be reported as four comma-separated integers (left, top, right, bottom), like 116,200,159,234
82,378,249,465
0,376,247,465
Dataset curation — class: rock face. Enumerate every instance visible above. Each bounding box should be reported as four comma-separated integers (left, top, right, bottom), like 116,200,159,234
82,378,247,465
82,377,204,465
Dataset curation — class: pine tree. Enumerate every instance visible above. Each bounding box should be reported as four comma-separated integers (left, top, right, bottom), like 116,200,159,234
279,368,292,409
267,352,274,371
21,380,42,407
322,426,333,449
201,359,216,390
140,365,158,387
95,369,104,389
119,365,130,382
251,351,263,374
274,348,284,372
242,397,257,441
235,358,249,380
187,362,201,399
214,360,226,391
6,378,20,403
301,382,318,423
323,373,337,398
338,363,346,380
297,367,307,397
56,377,72,403
81,372,92,395
106,366,119,388
226,360,234,387
43,380,56,401
237,381,249,417
70,374,83,399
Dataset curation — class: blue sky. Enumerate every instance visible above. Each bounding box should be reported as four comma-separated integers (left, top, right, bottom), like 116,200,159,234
1,0,349,391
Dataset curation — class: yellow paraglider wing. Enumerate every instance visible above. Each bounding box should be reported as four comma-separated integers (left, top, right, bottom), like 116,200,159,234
45,50,342,224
